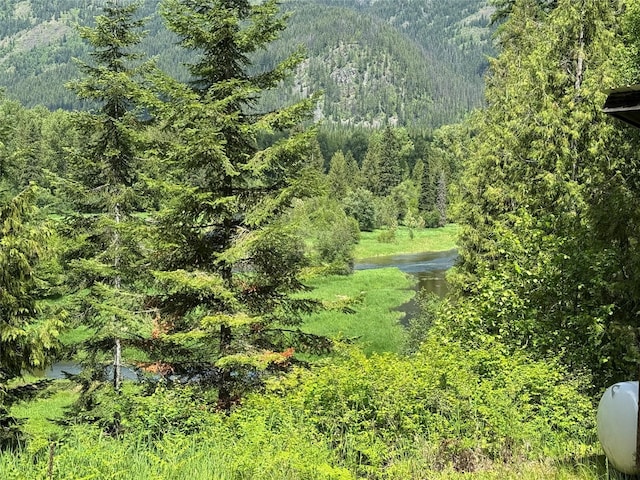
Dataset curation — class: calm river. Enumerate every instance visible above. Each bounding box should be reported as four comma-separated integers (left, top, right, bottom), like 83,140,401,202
355,249,457,295
354,249,458,323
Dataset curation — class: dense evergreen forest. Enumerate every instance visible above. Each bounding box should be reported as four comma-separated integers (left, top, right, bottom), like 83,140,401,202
0,0,494,128
4,0,640,478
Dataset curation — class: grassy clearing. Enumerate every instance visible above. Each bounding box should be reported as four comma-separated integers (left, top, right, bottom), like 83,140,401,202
10,380,78,439
354,224,459,259
0,446,616,479
302,268,415,354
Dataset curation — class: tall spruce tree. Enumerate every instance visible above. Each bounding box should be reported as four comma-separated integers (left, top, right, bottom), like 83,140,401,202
361,127,412,197
360,140,382,195
146,0,328,409
64,0,149,402
327,150,349,199
418,156,436,216
435,170,447,227
344,151,361,188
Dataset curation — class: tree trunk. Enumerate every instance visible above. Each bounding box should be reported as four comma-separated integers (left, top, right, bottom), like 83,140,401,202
218,198,234,410
218,324,232,410
114,337,122,391
113,202,122,392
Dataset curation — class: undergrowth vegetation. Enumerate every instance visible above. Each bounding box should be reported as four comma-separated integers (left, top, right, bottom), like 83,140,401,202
1,335,601,479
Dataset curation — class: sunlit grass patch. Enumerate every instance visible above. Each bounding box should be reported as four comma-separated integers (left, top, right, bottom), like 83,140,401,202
10,380,78,440
302,268,414,354
355,224,459,259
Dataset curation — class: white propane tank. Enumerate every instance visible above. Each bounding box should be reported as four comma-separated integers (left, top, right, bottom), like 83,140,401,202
597,381,639,475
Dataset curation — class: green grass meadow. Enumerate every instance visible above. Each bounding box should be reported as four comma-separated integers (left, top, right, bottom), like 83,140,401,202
354,224,459,259
303,268,415,354
10,381,77,440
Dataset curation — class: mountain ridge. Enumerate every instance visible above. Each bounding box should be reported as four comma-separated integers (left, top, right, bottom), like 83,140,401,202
0,0,494,129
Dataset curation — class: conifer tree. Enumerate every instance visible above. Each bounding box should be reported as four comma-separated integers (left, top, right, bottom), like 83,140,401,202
361,127,412,197
491,0,558,22
344,151,361,187
435,170,447,227
307,136,327,172
418,157,436,216
0,186,61,448
412,158,425,187
146,0,328,409
360,140,381,194
64,0,150,399
378,127,412,196
0,96,13,184
327,150,349,199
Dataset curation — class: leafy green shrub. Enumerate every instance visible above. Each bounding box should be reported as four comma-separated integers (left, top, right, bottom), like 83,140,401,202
343,188,376,231
260,337,594,476
373,195,399,229
1,400,354,480
376,227,396,243
221,401,355,479
289,196,359,273
0,337,596,479
422,209,441,228
316,215,360,274
403,209,425,240
122,384,218,440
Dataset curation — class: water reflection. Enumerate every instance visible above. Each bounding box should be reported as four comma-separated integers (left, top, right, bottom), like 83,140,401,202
355,249,457,295
38,361,139,381
355,249,458,324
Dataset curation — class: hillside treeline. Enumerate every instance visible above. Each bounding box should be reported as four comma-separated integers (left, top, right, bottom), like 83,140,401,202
0,0,494,129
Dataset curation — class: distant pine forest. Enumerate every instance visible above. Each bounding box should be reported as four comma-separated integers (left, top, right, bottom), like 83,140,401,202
0,0,495,129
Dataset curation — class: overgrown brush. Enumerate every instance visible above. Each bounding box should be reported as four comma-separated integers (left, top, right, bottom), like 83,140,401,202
1,337,598,479
257,337,594,476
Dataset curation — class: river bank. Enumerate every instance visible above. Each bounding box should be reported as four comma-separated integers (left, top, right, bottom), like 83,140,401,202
303,268,415,354
302,226,460,354
354,224,459,259
355,249,458,325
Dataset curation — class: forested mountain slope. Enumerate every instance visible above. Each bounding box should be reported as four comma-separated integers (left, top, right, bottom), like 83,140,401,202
299,0,495,126
0,0,493,128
